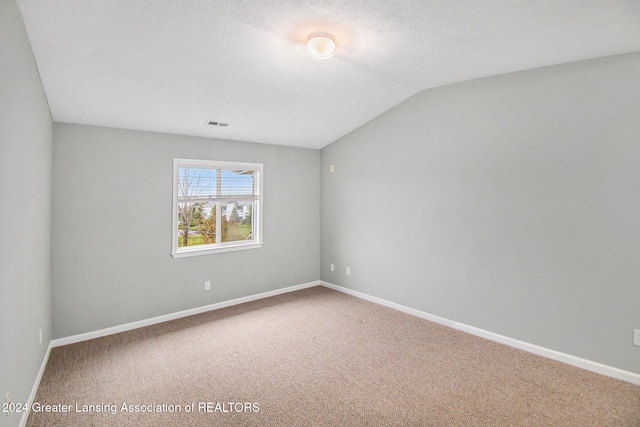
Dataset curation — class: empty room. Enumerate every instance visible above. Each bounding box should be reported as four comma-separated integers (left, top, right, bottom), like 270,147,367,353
2,0,640,426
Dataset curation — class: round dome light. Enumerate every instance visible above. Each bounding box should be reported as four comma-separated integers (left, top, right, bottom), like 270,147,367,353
306,33,336,59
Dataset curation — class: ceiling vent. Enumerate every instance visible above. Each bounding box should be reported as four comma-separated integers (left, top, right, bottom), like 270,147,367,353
207,120,229,127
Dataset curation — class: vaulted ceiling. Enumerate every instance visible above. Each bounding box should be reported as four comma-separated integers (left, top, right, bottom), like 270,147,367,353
17,0,640,149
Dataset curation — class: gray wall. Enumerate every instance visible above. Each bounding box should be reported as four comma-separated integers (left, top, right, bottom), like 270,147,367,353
0,0,53,426
321,53,640,374
3,1,638,414
52,123,320,338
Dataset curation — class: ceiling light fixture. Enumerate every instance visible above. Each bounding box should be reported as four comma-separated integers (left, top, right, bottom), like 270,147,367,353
306,32,335,59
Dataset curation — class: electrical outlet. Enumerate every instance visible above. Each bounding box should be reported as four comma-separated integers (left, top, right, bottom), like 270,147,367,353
204,281,211,291
330,263,334,272
329,164,334,173
634,329,640,347
39,328,42,344
346,267,351,276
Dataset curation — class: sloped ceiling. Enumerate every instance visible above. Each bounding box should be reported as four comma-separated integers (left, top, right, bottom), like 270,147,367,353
16,0,640,149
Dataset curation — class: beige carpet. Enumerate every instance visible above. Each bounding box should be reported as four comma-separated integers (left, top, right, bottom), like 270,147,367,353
28,286,640,426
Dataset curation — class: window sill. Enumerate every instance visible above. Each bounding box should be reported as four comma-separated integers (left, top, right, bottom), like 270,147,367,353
171,242,263,258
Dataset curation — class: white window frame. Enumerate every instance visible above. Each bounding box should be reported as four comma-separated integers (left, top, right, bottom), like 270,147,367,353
171,159,263,258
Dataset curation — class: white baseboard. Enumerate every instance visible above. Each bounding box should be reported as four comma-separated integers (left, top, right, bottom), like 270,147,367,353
320,281,640,386
28,276,639,426
20,342,53,427
52,280,321,348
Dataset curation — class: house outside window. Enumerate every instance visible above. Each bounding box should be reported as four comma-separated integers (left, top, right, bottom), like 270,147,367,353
171,159,263,258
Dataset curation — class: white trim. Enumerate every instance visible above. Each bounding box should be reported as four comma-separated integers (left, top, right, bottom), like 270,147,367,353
171,241,262,258
52,281,321,347
20,342,53,427
320,281,640,386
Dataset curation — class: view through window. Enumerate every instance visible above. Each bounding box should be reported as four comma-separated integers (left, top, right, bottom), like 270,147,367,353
172,159,263,257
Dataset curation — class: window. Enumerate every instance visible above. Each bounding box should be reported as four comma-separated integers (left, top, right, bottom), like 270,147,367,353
171,159,263,258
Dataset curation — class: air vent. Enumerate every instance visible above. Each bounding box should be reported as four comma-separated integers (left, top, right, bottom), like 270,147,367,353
207,120,229,127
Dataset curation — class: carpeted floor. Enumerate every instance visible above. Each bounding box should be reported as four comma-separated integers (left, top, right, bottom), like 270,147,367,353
27,286,640,426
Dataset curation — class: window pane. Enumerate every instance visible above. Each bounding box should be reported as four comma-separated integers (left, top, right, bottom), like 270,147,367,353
220,170,254,198
176,168,215,248
221,201,254,243
176,202,211,248
177,168,217,200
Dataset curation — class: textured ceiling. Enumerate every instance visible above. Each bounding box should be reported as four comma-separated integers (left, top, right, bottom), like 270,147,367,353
16,0,640,149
